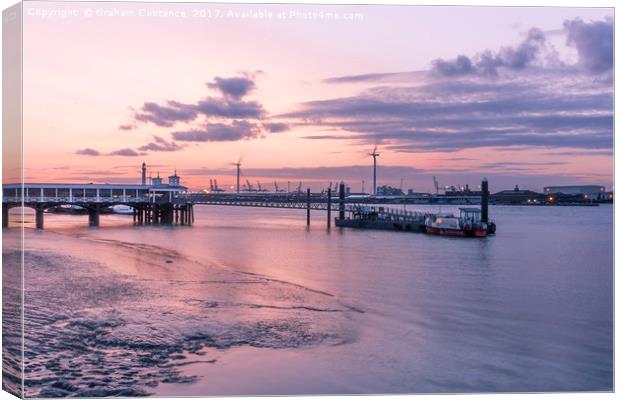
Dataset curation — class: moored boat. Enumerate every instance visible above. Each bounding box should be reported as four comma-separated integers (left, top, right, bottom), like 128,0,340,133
111,204,134,215
424,208,490,237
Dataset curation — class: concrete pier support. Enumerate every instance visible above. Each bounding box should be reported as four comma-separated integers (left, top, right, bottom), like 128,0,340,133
88,208,100,227
160,204,174,224
2,205,8,228
153,204,160,224
35,207,45,230
327,188,332,229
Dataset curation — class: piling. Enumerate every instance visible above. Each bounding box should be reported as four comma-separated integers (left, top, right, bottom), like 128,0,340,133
35,207,44,230
153,204,160,224
338,182,345,220
88,208,100,227
2,205,8,228
481,178,489,223
306,188,311,226
327,188,332,229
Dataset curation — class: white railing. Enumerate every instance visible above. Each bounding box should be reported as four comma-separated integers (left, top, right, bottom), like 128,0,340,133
2,196,151,203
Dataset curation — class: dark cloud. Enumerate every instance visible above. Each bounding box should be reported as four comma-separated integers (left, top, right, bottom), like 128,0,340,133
284,70,612,153
172,120,260,142
195,97,265,119
118,122,137,131
498,28,546,70
432,55,474,76
564,17,613,73
283,85,611,122
432,28,546,77
75,148,100,156
133,97,264,125
480,161,567,169
134,101,199,127
109,148,144,157
207,76,256,99
425,157,477,162
322,71,426,84
122,75,270,141
545,149,613,157
323,19,612,87
262,122,290,133
138,135,184,152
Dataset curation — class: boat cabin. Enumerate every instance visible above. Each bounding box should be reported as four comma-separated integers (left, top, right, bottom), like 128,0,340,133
459,207,482,224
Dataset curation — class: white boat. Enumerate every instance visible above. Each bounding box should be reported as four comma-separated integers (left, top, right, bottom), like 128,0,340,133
424,208,489,237
111,205,134,215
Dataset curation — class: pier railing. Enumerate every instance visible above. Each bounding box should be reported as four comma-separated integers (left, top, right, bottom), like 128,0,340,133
2,195,152,204
178,193,343,210
349,205,427,222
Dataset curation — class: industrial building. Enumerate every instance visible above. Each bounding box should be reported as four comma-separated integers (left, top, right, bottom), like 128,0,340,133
491,185,544,205
543,185,606,199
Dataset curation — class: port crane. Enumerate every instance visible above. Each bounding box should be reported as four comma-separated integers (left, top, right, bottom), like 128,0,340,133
256,181,268,192
207,179,225,193
322,181,334,194
433,176,440,195
243,179,255,192
213,179,224,192
274,182,285,193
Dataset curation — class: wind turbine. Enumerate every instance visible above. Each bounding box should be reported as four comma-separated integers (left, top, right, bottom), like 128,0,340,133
231,156,243,193
369,145,380,196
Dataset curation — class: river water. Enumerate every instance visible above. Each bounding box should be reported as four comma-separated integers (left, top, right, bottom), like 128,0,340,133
2,204,613,396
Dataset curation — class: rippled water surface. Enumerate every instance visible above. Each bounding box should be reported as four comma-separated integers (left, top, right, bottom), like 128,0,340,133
2,204,613,396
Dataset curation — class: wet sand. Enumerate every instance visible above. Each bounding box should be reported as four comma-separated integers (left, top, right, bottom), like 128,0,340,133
3,229,360,397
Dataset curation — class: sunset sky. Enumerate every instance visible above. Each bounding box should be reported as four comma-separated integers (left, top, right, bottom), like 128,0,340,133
16,2,613,192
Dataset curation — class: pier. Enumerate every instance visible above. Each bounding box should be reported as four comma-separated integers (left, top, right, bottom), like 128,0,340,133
1,182,354,229
1,181,193,229
2,177,492,234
